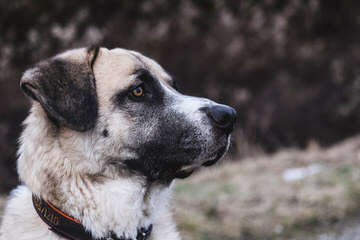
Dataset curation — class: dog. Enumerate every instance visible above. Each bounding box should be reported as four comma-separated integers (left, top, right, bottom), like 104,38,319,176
0,47,236,240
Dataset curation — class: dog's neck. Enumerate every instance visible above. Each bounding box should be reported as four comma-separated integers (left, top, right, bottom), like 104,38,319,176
17,105,172,239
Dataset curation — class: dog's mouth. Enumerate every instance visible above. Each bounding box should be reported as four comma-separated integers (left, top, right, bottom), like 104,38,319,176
174,146,227,179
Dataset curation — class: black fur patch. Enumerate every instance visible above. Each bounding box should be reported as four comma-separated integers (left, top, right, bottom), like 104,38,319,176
102,129,109,137
113,82,207,183
21,57,99,132
124,111,203,183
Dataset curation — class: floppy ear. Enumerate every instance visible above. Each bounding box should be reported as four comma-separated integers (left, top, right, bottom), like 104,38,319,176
20,47,100,132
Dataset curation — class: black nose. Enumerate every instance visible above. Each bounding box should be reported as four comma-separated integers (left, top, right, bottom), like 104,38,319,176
206,104,237,135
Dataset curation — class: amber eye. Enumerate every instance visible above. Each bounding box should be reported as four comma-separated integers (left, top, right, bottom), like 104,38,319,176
132,86,144,97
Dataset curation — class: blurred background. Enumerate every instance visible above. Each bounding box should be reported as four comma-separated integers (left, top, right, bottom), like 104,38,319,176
2,0,360,239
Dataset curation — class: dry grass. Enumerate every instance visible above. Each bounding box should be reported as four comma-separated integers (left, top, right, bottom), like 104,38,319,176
174,136,360,240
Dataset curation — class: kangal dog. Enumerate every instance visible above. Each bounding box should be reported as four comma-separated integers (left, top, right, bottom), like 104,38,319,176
0,47,236,240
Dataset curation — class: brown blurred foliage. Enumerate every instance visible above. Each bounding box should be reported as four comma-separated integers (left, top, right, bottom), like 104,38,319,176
1,0,360,193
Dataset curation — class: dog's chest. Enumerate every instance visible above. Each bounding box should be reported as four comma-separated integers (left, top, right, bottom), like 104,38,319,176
74,179,172,239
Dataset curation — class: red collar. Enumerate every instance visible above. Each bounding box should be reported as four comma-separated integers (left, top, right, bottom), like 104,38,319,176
32,195,152,240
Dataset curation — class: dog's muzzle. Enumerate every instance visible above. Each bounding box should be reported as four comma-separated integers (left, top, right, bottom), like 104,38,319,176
174,104,236,179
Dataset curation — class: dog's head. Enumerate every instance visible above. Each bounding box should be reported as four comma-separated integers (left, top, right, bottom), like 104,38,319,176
20,47,236,183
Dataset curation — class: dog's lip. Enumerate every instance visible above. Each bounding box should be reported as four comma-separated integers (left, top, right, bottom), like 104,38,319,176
179,146,227,173
174,169,195,179
202,146,227,166
179,157,216,172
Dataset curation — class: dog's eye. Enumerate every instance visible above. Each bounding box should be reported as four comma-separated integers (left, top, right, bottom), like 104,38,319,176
132,86,144,98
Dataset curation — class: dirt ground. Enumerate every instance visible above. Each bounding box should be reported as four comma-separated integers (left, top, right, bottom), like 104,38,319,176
2,136,360,239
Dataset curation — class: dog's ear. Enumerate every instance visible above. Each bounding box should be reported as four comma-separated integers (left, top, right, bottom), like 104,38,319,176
20,47,100,132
